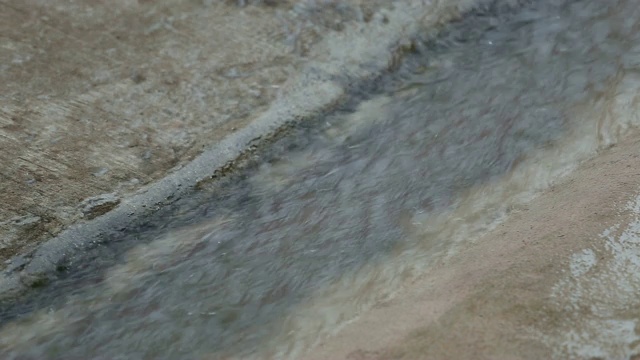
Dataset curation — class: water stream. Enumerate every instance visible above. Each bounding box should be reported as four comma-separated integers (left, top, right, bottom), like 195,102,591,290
2,0,640,358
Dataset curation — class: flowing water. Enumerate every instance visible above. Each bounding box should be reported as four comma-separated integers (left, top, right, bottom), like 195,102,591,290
2,0,640,358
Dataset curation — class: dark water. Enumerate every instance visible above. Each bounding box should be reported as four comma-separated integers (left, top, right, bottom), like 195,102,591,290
2,0,640,358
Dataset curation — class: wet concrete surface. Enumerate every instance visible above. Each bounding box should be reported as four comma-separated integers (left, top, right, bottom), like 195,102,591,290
0,0,395,264
0,0,489,299
2,0,640,359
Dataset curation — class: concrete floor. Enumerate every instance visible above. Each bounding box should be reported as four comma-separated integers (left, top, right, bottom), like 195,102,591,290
0,0,396,264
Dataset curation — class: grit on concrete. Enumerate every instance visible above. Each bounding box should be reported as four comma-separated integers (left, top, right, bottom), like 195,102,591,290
0,0,451,265
0,0,386,263
0,0,483,296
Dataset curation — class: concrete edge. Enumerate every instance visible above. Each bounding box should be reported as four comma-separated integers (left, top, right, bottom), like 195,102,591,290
0,0,483,301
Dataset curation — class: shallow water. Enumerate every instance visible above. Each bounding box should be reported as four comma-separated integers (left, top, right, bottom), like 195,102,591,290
2,0,640,358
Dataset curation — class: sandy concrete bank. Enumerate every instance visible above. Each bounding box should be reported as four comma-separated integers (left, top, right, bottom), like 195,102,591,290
308,133,640,359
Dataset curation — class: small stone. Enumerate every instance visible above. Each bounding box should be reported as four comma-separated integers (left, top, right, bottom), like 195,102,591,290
80,193,121,220
131,71,147,84
92,167,109,177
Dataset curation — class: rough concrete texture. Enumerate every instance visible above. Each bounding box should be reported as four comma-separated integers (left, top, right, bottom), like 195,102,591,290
0,0,427,264
0,0,483,297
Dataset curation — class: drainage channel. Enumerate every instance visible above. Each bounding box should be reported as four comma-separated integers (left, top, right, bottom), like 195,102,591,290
2,0,639,359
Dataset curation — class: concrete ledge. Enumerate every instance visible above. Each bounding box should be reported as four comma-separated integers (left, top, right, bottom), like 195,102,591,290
0,0,485,300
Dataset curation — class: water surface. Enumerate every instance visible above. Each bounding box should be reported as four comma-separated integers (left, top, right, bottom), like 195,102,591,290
2,0,640,358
